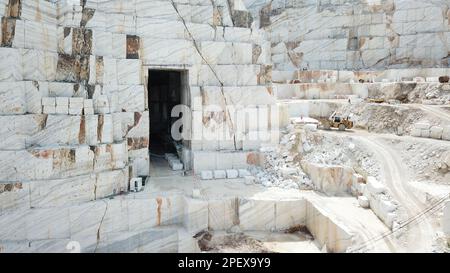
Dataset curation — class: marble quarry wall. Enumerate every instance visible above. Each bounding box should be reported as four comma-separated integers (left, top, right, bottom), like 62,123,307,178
247,0,450,70
0,0,274,209
1,0,448,253
0,0,276,251
0,192,353,253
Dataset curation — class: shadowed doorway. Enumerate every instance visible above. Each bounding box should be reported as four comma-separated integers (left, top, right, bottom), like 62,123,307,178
148,70,183,156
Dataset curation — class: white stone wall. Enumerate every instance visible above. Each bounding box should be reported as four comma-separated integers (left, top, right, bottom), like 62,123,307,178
0,0,276,251
0,0,275,188
263,0,450,70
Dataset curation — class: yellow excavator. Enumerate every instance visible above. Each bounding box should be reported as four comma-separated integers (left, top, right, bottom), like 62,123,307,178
319,112,354,131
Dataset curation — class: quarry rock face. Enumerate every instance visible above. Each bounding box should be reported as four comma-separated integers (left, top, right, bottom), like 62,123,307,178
301,161,354,196
0,0,449,253
0,0,273,253
262,0,450,71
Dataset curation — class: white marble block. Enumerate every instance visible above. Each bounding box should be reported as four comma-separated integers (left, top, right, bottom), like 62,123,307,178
213,170,226,179
200,170,213,180
239,199,275,231
208,198,238,231
226,169,239,179
0,48,23,81
0,82,26,114
275,199,306,230
92,30,113,57
99,114,114,144
183,197,208,235
112,33,127,59
238,169,251,177
115,85,145,112
117,60,142,85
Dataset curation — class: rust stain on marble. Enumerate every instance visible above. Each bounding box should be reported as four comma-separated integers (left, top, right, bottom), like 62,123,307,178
156,197,163,226
79,116,86,144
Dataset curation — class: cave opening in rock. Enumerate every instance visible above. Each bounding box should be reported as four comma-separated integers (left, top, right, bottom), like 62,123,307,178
148,69,184,157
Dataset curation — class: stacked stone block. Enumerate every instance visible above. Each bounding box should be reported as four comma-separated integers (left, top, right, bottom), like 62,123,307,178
0,0,276,252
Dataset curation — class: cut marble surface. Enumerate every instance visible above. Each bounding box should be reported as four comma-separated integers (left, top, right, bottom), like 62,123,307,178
0,82,26,114
0,142,129,181
24,20,58,53
21,0,58,25
267,0,450,70
117,59,142,85
274,199,307,231
192,64,261,86
29,115,83,146
140,38,200,65
239,198,276,231
114,85,145,111
301,161,354,196
305,198,353,253
183,197,208,234
0,48,23,81
200,41,252,65
1,0,449,254
208,198,238,231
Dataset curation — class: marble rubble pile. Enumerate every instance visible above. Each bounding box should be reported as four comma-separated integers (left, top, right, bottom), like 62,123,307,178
246,126,312,190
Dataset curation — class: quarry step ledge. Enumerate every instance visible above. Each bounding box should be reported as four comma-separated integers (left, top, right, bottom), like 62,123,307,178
0,225,197,253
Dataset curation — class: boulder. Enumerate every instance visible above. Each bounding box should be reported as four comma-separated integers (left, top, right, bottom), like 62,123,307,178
420,129,430,138
213,170,227,179
226,169,239,179
430,126,443,139
301,161,354,196
366,177,386,195
415,122,431,130
443,126,450,141
358,196,370,209
200,171,213,180
411,127,421,137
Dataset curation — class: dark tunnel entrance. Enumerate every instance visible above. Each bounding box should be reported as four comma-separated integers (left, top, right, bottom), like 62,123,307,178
148,69,183,156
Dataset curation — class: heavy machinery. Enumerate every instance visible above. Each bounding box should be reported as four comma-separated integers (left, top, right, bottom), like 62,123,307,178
368,98,385,103
319,112,354,131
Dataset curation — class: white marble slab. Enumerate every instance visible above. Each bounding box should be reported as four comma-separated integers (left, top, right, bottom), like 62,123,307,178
239,198,275,231
0,81,26,114
0,48,23,81
114,85,145,112
183,197,208,235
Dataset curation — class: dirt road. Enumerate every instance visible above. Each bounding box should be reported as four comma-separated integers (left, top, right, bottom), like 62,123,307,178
323,129,439,252
358,135,435,252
